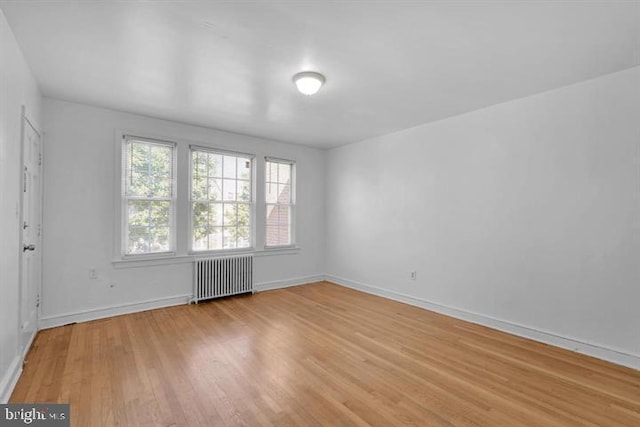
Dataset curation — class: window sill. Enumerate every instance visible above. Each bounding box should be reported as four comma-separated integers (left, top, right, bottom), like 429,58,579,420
112,247,301,269
256,246,300,257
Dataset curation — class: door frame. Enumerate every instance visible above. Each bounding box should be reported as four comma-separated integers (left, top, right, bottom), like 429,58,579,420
17,105,43,356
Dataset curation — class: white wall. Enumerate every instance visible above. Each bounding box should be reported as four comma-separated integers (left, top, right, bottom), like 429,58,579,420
0,9,42,402
325,67,640,369
41,98,325,327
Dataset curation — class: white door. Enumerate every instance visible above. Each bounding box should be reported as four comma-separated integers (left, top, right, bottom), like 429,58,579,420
19,112,42,354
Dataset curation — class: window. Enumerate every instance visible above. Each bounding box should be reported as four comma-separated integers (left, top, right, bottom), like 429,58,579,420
190,147,253,251
122,136,176,255
117,132,298,263
265,158,295,247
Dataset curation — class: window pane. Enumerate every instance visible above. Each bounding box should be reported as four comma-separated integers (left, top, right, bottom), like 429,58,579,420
190,148,253,252
266,203,291,247
265,224,277,246
238,157,251,180
209,227,223,250
128,228,163,252
277,183,290,204
126,200,172,255
266,181,278,203
208,154,223,178
125,140,173,198
127,143,148,186
131,141,148,168
266,204,277,228
210,203,223,227
278,226,290,246
193,203,226,251
192,171,207,201
265,159,293,247
237,181,250,201
150,175,172,198
194,224,210,251
192,202,209,244
223,227,237,249
266,224,290,246
128,200,150,226
150,201,170,227
209,178,222,201
149,145,172,177
128,201,170,229
127,170,149,196
237,227,250,248
237,203,250,228
280,205,291,228
151,227,170,252
274,205,288,227
223,203,237,226
193,151,207,178
222,179,237,201
123,138,175,256
278,163,291,184
192,231,208,251
128,226,150,254
223,155,236,178
269,161,279,183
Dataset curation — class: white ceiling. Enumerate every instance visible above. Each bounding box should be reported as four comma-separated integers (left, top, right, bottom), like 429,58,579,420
2,1,639,149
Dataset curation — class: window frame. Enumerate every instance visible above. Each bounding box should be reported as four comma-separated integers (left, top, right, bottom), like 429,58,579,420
188,145,256,254
264,156,296,249
120,135,177,258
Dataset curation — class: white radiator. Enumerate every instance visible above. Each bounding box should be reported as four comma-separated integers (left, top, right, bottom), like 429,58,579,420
192,255,254,303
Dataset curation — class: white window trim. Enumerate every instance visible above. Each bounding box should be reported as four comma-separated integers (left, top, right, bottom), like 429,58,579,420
113,130,301,266
264,156,296,249
188,145,256,254
120,135,178,258
112,246,300,269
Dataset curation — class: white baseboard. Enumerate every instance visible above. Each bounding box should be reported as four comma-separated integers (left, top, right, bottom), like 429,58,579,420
0,328,38,403
255,275,325,292
38,274,325,330
326,275,640,371
21,329,37,362
35,274,638,371
2,276,317,402
0,355,23,404
39,294,192,330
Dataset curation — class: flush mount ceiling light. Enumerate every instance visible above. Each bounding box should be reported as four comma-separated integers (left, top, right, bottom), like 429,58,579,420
293,71,326,96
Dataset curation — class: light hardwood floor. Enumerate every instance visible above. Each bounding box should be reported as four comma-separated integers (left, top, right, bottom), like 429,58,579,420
11,282,640,426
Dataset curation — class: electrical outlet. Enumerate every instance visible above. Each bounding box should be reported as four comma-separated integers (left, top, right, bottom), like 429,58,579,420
89,268,97,279
410,271,417,280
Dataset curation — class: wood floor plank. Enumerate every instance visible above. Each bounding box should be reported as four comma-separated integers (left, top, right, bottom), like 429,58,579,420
10,282,640,426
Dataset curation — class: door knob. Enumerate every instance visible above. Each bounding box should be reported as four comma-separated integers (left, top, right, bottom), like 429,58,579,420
23,244,35,252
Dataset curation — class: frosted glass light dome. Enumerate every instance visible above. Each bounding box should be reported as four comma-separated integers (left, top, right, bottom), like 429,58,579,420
293,71,326,96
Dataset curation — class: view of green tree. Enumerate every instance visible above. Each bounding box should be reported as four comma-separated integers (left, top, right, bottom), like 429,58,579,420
124,140,174,254
126,142,172,197
190,149,252,250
